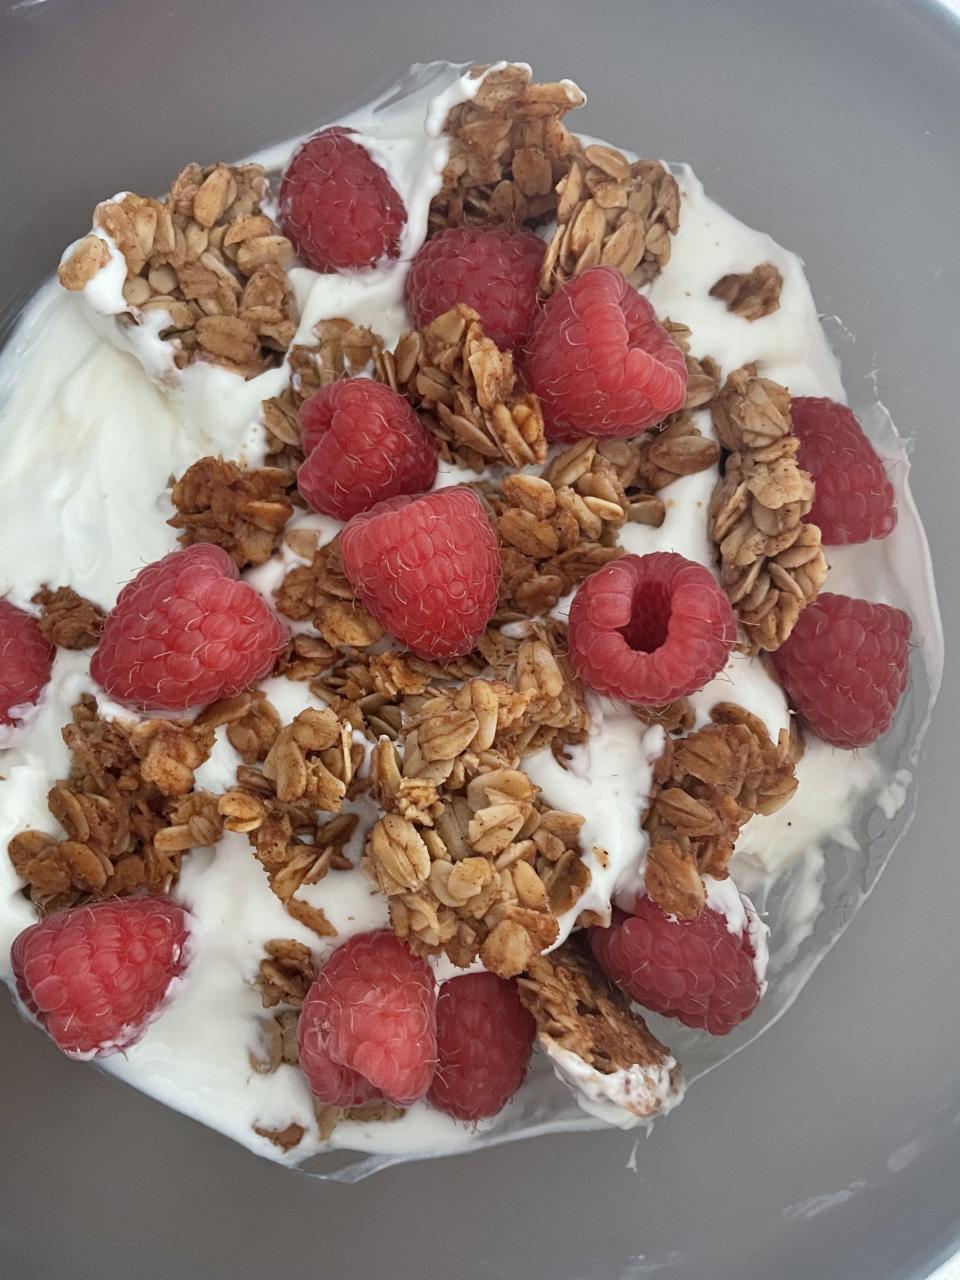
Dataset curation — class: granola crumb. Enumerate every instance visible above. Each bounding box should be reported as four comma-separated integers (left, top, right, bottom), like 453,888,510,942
709,263,783,321
31,586,105,650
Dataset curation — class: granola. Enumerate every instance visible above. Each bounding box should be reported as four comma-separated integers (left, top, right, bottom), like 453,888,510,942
519,945,683,1119
708,365,828,651
431,64,584,231
169,456,294,568
59,163,297,378
31,586,104,650
541,147,680,293
393,305,547,472
710,262,783,320
642,703,800,917
7,696,216,913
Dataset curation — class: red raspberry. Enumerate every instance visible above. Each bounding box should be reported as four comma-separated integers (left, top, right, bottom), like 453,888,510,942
340,487,501,660
590,894,763,1036
297,931,436,1107
526,266,687,441
11,897,190,1058
428,973,536,1121
90,544,287,712
567,552,735,704
772,592,911,748
278,127,406,272
791,396,897,545
0,600,54,726
297,379,437,520
405,226,545,350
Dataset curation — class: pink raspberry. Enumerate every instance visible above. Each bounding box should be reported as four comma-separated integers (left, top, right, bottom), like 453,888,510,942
567,552,735,704
11,897,190,1057
340,487,501,660
590,893,763,1036
278,126,407,272
428,973,536,1121
525,266,687,441
297,379,437,520
297,931,436,1108
0,600,54,725
772,592,911,748
90,544,287,712
791,396,897,544
405,226,545,349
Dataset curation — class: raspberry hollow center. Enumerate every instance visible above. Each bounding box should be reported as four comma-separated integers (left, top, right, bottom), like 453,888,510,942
618,581,671,654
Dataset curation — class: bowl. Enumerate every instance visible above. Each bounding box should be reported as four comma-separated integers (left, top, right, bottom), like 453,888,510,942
1,1,957,1276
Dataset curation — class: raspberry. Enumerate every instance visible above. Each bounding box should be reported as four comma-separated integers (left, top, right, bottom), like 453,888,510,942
0,600,54,725
340,487,501,660
10,897,190,1057
90,544,287,712
297,379,437,520
567,552,735,704
791,396,897,544
278,127,406,272
590,893,763,1036
772,592,911,748
297,931,436,1107
405,226,544,349
525,266,687,441
428,973,536,1121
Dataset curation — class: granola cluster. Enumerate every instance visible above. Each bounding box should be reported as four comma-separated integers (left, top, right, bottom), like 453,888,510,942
58,163,297,378
31,586,105,650
431,64,585,231
519,945,683,1116
169,456,295,569
709,365,828,652
643,703,800,919
710,263,783,321
8,696,216,914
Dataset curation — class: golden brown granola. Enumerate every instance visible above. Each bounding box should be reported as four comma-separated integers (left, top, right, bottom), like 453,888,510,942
275,534,381,652
169,456,294,568
710,263,783,321
361,633,590,978
7,696,215,913
393,305,546,472
708,365,827,652
313,1099,406,1143
31,586,104,650
519,945,683,1117
541,146,680,293
431,64,584,231
662,320,722,411
59,163,297,378
250,1009,300,1074
254,938,316,1009
253,1122,306,1152
642,702,799,917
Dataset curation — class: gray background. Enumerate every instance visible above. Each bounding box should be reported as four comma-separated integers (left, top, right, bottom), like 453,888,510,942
1,1,958,1277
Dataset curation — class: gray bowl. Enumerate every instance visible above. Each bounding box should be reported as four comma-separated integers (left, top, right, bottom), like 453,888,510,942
1,2,957,1277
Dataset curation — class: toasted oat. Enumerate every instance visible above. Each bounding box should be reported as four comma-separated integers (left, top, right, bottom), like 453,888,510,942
169,456,294,568
31,586,104,650
541,147,680,293
519,945,683,1119
708,365,827,652
642,703,799,915
58,163,297,379
393,305,546,472
710,263,783,321
431,64,584,232
7,696,215,914
313,1099,405,1143
253,1122,306,1152
664,320,722,411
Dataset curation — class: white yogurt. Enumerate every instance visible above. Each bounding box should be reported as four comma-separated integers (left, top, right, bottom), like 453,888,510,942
0,62,940,1166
